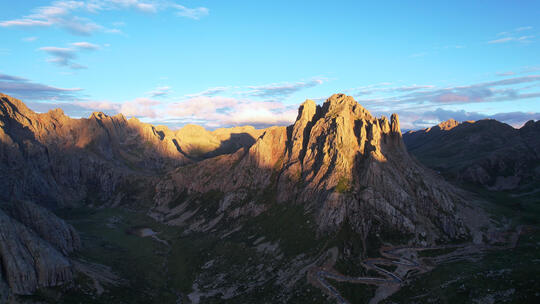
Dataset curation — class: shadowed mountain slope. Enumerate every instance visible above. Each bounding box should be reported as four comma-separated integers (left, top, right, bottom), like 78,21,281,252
403,119,540,191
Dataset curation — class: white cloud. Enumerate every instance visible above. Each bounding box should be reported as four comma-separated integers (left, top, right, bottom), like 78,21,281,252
77,96,161,118
120,97,160,117
172,4,209,20
71,41,100,50
0,0,209,36
166,96,296,128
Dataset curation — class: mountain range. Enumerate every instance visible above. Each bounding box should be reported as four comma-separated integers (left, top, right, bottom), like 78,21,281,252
0,92,535,303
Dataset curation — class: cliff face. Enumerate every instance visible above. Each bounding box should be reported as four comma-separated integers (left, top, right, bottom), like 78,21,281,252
0,200,80,295
404,119,540,191
153,94,482,244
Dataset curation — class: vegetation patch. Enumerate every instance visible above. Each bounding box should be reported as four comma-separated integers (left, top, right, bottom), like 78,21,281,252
335,176,351,193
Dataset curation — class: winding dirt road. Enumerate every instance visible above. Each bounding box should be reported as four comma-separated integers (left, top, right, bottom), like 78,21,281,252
310,226,525,304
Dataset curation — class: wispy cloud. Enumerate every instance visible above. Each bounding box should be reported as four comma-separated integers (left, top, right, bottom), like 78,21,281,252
71,41,100,50
496,66,540,77
77,96,161,118
0,73,28,82
172,4,209,20
38,41,101,69
246,79,324,99
0,0,209,36
185,86,230,98
0,1,101,35
488,26,535,44
496,71,515,77
22,36,38,42
149,85,171,98
166,96,297,128
347,83,434,96
353,75,540,112
39,46,84,69
0,72,81,100
346,74,540,130
488,36,534,44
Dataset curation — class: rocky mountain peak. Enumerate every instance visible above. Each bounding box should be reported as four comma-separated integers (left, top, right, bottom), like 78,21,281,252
90,111,108,120
436,118,460,131
523,119,539,128
296,99,317,122
321,93,373,121
0,93,35,123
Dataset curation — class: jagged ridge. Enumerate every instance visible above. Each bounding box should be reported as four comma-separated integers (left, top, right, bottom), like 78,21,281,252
153,94,489,245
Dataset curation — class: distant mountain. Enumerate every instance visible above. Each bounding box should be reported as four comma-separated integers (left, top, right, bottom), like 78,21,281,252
403,118,540,191
0,93,497,302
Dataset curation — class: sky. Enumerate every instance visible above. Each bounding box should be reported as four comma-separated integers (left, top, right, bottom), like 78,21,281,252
0,0,539,130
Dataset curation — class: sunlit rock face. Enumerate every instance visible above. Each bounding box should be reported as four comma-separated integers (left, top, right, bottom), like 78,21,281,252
154,94,482,245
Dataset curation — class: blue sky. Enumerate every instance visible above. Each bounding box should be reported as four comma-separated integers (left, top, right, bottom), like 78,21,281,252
0,0,539,129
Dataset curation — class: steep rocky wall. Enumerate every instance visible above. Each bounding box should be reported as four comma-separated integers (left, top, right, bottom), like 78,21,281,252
3,200,80,254
0,206,76,295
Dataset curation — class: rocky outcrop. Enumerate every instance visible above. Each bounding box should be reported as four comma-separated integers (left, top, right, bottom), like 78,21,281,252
404,119,540,190
2,200,80,254
153,94,483,244
0,200,79,295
